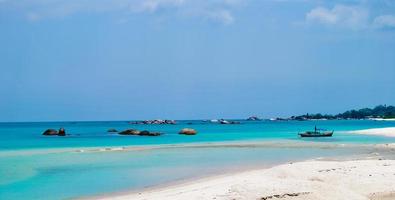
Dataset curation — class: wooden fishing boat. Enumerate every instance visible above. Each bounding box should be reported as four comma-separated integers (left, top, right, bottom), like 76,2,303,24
299,126,334,137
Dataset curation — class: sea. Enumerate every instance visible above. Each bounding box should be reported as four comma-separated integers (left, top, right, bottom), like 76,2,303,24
1,119,395,199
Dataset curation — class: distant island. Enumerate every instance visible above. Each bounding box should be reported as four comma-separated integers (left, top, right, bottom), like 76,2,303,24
287,105,395,121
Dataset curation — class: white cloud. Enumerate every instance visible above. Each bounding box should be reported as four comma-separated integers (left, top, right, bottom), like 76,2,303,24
131,0,185,13
205,9,234,25
2,0,239,25
306,5,369,29
373,15,395,29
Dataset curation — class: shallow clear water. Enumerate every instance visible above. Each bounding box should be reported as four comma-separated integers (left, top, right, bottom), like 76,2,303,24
0,120,394,199
1,120,395,150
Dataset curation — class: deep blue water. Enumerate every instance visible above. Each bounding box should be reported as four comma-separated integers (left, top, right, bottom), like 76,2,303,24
1,120,395,200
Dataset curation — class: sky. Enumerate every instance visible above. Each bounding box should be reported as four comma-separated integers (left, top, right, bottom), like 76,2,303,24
0,0,394,122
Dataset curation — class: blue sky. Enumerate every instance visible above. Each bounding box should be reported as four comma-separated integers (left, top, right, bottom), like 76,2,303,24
0,0,394,121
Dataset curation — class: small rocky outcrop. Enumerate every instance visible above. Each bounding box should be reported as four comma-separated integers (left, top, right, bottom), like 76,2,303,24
219,119,231,124
179,128,197,135
107,129,118,133
42,128,66,136
58,128,66,136
118,129,161,136
128,119,176,125
247,116,261,121
219,119,240,124
43,129,58,136
118,129,140,135
139,130,161,136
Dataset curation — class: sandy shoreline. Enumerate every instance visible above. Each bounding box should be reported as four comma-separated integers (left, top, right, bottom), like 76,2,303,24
92,137,395,200
349,127,395,137
97,157,395,200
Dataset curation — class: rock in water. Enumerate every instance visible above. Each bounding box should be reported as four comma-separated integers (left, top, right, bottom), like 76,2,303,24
118,129,161,136
118,129,140,135
150,132,162,136
42,129,58,136
129,119,176,125
179,128,197,135
58,128,66,136
139,130,161,136
219,119,240,124
219,119,231,124
247,116,261,121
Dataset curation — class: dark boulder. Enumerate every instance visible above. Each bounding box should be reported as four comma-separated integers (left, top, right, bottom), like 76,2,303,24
247,116,261,121
219,119,231,124
139,130,150,135
164,120,176,125
58,128,66,136
139,130,161,136
118,129,140,135
43,129,58,136
118,129,162,136
219,119,240,124
179,128,197,135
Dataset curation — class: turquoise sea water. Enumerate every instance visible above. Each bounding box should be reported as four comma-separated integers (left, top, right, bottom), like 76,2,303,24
1,120,395,199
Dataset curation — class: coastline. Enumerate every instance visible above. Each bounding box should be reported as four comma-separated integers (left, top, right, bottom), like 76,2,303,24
96,152,395,200
90,141,395,200
96,157,395,200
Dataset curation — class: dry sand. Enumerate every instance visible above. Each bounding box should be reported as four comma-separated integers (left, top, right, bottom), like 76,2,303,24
349,127,395,137
99,159,395,200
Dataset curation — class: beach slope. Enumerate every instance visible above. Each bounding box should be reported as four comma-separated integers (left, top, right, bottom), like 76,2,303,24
349,127,395,137
100,159,395,200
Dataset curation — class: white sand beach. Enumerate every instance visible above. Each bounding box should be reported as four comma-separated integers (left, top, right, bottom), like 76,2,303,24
100,157,395,200
369,118,395,121
349,127,395,137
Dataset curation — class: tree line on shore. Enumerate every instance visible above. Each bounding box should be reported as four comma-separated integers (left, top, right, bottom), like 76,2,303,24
290,105,395,120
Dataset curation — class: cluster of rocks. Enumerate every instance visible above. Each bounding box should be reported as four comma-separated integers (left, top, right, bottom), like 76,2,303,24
129,119,176,125
118,129,162,136
42,128,66,136
116,128,198,136
247,116,261,121
43,127,198,137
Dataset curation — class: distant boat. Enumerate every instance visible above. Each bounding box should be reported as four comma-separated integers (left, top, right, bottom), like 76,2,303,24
299,126,333,137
